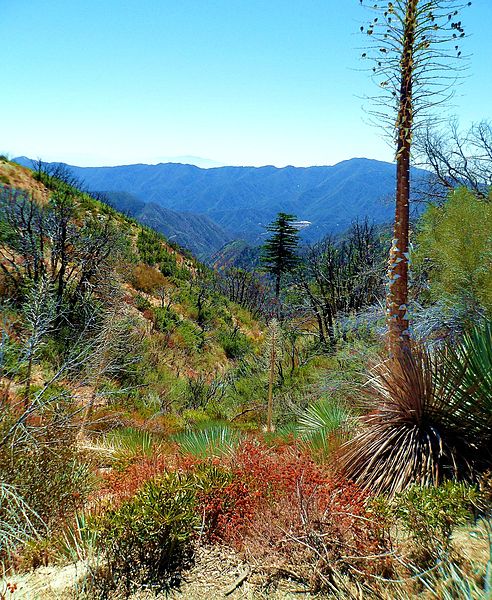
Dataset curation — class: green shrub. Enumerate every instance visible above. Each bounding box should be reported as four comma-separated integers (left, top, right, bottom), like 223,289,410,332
414,187,492,313
153,306,179,333
134,293,151,312
136,228,174,267
373,482,479,566
181,408,213,427
217,329,252,359
174,320,201,352
159,254,179,277
93,472,197,594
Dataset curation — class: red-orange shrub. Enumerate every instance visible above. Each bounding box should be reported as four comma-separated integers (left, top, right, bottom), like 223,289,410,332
95,438,390,589
99,453,171,504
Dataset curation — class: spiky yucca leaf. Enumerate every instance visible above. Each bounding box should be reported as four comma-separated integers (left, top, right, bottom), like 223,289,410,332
339,335,492,497
172,426,243,458
438,321,492,441
297,400,353,454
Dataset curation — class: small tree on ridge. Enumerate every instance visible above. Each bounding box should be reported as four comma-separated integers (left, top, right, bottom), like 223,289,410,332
261,212,300,307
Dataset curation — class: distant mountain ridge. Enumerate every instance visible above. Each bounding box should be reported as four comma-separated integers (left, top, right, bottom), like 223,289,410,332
13,156,428,248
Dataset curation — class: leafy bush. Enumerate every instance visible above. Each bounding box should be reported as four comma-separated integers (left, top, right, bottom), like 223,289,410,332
100,454,170,504
415,187,492,313
93,472,197,594
217,328,252,359
395,482,478,564
372,482,479,566
224,441,389,591
97,439,391,593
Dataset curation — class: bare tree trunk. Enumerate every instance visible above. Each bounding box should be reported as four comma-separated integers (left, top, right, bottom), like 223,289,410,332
267,328,276,433
386,0,417,356
23,355,33,409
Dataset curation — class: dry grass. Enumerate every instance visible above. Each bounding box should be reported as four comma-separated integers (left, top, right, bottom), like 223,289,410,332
0,161,50,204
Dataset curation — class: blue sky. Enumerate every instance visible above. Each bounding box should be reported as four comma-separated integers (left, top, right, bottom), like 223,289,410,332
1,1,491,167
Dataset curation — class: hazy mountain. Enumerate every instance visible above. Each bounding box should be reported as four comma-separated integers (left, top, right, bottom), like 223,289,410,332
14,156,428,247
153,156,224,168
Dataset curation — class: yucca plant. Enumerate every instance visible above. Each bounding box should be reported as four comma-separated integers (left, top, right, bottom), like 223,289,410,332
438,321,492,444
57,512,98,564
339,323,492,496
172,426,243,458
103,427,155,460
297,400,353,455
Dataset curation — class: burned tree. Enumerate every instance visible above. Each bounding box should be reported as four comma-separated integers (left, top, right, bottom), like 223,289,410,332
415,119,492,202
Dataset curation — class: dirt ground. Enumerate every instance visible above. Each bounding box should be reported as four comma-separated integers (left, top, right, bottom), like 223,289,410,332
1,545,313,600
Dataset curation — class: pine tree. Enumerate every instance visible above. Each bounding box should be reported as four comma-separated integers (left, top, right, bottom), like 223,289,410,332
261,213,300,303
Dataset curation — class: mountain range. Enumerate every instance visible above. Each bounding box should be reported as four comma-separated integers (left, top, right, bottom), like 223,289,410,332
13,156,429,256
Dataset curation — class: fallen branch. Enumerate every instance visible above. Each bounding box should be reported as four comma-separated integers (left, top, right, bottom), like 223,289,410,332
223,566,250,596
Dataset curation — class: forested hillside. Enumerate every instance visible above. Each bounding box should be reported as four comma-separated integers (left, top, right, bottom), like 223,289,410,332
13,156,428,245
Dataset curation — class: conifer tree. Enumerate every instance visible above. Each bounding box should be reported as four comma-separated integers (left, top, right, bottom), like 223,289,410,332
261,213,300,304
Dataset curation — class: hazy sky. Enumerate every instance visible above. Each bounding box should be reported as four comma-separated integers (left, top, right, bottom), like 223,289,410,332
1,1,491,167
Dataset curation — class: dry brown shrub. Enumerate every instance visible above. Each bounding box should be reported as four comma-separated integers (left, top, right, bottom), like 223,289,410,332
130,264,166,294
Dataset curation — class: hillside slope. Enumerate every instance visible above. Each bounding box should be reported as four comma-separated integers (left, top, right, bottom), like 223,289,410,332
0,158,262,406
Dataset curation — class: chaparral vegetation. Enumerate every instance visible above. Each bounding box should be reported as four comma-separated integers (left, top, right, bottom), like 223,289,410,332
0,2,491,599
